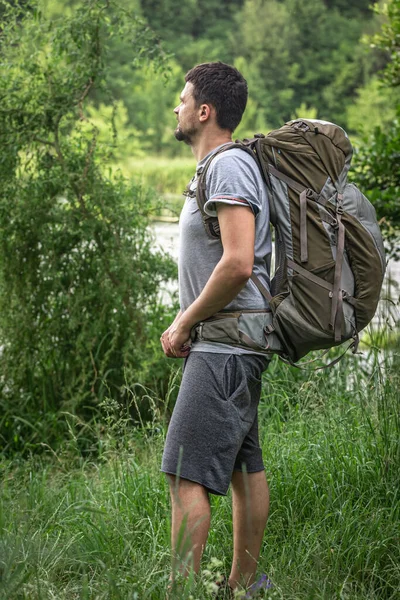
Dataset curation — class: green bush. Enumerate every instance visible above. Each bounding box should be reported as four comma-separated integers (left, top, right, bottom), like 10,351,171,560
351,1,400,258
0,0,178,453
352,113,400,259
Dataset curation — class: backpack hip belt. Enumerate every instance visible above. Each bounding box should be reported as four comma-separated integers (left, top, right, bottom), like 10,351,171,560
190,309,281,356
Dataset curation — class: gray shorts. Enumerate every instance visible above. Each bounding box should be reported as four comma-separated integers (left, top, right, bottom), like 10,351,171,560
161,351,270,496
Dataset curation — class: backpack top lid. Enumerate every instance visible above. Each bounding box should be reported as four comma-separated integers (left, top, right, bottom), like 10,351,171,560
265,119,353,193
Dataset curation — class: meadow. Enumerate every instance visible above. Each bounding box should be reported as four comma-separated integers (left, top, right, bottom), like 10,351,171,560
1,331,399,600
122,157,196,219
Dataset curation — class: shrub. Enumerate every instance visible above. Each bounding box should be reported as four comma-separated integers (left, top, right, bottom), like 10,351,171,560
0,0,178,453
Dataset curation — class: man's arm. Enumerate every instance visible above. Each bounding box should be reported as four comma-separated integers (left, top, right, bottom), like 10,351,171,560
165,203,255,357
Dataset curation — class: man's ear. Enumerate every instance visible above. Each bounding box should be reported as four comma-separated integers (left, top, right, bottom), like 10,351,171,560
199,104,212,122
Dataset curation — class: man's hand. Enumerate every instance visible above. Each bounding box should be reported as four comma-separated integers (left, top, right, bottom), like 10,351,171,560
160,318,191,358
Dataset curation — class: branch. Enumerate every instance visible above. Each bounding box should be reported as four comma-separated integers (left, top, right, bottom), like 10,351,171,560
32,136,55,147
53,115,66,167
78,132,97,200
89,349,98,395
53,114,90,217
77,77,94,121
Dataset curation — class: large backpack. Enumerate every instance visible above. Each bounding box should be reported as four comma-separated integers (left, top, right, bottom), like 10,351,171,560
193,119,386,364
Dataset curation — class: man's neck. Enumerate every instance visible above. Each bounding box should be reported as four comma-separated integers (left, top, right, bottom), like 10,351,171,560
191,130,233,162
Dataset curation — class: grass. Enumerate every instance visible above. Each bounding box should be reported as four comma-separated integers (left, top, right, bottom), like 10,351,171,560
113,156,193,221
120,157,196,197
1,340,399,599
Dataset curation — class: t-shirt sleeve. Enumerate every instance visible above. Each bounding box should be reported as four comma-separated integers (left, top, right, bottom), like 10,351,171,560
203,151,263,218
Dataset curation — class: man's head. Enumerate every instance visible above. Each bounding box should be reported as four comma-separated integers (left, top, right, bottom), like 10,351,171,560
174,62,248,145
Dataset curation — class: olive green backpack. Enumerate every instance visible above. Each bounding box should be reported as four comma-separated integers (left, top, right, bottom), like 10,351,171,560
192,119,386,364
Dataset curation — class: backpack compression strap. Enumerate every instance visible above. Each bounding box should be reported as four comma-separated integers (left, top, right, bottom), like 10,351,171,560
331,193,346,342
267,164,345,342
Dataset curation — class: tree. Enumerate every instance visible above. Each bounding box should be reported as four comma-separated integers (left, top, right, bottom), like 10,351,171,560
234,0,377,127
346,76,400,136
370,0,400,87
235,0,298,126
324,0,373,18
20,0,390,154
0,0,177,452
352,0,400,258
139,0,244,69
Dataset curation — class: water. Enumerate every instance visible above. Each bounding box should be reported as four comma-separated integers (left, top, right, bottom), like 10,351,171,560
151,220,180,304
151,221,180,263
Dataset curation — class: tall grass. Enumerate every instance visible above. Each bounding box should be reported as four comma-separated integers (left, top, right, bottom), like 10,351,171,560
112,156,195,221
1,337,399,599
121,157,196,197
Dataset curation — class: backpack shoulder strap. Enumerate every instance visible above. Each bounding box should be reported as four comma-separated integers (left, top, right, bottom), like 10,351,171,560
196,141,272,303
196,141,258,237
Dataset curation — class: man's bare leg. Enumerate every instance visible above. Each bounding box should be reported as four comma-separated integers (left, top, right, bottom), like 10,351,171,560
229,470,270,590
168,476,211,578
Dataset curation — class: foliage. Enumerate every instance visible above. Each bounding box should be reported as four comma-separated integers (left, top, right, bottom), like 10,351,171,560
352,1,400,254
370,0,400,87
346,76,400,136
83,100,145,159
291,103,318,121
352,114,400,258
122,157,196,196
234,0,378,128
121,60,185,156
5,0,391,158
324,0,374,17
140,0,243,69
235,0,297,126
0,0,178,453
87,0,388,147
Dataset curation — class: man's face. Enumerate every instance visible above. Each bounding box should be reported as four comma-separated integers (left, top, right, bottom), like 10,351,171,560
173,82,199,145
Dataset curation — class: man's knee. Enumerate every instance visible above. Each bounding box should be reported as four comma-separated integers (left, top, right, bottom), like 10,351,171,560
166,474,209,503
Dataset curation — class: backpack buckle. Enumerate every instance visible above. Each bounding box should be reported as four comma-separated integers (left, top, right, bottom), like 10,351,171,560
292,120,310,133
264,323,275,335
198,323,204,341
342,291,357,307
183,188,196,198
306,188,320,202
336,193,344,214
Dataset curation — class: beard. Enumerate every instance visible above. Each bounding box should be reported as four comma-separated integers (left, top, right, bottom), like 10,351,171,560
174,124,196,145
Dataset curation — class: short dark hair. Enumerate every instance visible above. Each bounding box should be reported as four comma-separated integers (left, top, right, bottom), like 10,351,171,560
185,62,248,132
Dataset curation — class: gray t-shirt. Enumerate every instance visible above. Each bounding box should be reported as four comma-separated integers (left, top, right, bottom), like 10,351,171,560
179,144,272,354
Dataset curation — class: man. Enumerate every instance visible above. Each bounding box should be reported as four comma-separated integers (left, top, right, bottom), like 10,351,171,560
160,62,272,596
